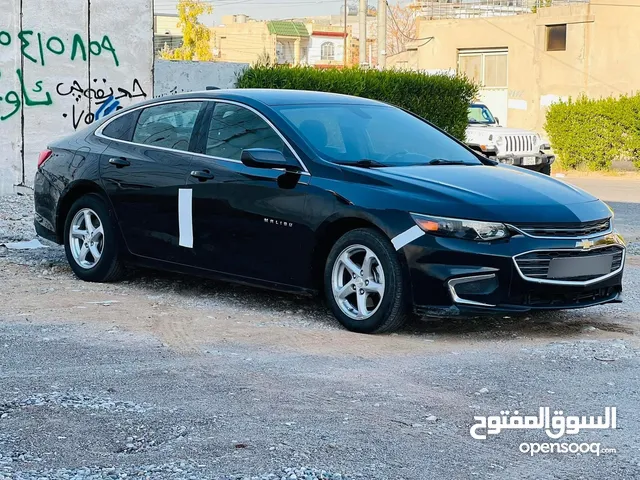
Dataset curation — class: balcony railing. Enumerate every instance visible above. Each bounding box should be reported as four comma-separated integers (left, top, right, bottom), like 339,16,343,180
408,0,590,19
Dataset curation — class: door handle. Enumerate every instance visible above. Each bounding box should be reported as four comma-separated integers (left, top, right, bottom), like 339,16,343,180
190,170,215,181
108,157,130,168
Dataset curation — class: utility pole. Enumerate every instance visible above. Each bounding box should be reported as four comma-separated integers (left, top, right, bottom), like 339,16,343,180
359,0,367,65
343,0,348,66
377,0,386,69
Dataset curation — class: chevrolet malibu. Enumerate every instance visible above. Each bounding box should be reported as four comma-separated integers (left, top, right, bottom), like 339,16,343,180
34,89,625,334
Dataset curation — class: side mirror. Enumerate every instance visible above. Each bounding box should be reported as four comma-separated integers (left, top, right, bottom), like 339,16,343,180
240,148,300,171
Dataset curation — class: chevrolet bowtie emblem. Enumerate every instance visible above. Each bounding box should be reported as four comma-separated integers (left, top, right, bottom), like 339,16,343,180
576,239,595,249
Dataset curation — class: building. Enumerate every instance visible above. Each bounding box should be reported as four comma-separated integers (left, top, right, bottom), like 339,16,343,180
391,1,640,132
211,17,310,65
154,13,183,57
304,12,378,65
307,29,348,67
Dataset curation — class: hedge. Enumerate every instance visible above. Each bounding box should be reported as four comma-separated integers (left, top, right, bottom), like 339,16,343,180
235,65,478,141
545,94,640,171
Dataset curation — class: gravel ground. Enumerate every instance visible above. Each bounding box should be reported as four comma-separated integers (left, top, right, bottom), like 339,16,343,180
1,189,640,479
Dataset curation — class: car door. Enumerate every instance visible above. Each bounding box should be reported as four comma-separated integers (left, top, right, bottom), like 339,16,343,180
185,100,316,288
98,100,205,263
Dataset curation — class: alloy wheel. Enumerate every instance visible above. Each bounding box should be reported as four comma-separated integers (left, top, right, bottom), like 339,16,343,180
331,244,385,320
69,208,104,269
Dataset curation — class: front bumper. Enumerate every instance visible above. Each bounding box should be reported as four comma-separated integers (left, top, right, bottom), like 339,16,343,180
494,152,555,168
479,146,554,169
406,229,625,316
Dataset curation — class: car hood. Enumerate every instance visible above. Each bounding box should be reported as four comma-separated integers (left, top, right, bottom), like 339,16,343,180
356,164,610,224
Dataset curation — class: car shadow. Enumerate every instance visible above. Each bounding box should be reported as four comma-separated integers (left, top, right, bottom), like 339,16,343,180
126,266,636,341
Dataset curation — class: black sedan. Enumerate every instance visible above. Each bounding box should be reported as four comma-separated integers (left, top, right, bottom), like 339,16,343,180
34,89,626,334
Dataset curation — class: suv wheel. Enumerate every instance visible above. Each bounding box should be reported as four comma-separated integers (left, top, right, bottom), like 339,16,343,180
324,228,408,333
64,193,125,282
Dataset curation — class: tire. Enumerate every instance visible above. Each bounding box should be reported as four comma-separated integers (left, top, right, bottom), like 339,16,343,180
63,193,125,282
324,228,409,334
540,164,551,175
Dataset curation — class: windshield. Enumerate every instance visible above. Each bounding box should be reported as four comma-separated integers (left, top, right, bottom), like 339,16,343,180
468,104,496,125
274,104,481,167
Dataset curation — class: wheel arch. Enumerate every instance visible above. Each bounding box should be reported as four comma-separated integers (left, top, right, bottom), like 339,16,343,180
311,214,409,291
55,180,109,244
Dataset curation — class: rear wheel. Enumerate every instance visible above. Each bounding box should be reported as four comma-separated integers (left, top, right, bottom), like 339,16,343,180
324,228,408,334
64,193,124,282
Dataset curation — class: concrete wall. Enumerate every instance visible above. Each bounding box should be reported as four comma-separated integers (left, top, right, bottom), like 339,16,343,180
154,60,248,97
211,22,273,64
0,0,153,195
413,2,640,132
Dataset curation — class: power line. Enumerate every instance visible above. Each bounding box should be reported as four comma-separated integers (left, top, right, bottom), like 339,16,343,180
385,1,433,42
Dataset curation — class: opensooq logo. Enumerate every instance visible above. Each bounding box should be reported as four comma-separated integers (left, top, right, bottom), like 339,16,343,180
470,407,617,440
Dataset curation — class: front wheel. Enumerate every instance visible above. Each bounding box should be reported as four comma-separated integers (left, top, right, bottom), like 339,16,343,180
324,228,409,334
63,193,125,282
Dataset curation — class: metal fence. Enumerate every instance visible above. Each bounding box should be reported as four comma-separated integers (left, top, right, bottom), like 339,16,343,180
408,0,590,19
154,35,183,57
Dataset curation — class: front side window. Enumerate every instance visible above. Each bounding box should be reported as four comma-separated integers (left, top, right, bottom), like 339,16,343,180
205,103,288,160
468,104,496,125
321,42,335,61
132,101,202,151
276,104,481,167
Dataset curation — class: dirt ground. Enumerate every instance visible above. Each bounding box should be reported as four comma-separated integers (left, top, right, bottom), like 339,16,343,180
1,177,640,479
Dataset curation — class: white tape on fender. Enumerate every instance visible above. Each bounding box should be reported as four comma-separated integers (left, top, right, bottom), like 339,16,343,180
178,189,193,248
391,225,425,251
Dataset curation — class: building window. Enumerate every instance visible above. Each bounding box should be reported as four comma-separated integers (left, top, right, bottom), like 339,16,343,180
546,24,567,51
458,50,508,89
321,42,335,61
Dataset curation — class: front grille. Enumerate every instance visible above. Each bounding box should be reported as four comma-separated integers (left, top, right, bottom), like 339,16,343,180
505,134,538,154
523,286,620,307
515,246,624,282
512,218,611,238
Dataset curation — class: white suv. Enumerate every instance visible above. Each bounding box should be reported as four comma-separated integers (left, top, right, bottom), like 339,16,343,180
465,103,555,175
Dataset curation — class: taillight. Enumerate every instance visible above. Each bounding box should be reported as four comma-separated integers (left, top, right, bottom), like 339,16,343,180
38,150,53,169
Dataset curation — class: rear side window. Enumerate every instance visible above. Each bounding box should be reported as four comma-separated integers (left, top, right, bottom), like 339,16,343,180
101,112,138,141
132,102,203,151
205,103,287,160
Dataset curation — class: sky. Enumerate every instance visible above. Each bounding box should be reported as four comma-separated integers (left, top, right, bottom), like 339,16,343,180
153,0,350,24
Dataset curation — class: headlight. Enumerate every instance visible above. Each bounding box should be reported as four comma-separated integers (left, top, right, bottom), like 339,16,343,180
495,136,505,147
411,213,510,241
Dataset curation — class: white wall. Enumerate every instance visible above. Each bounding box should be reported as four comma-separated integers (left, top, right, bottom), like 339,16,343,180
308,36,344,65
0,0,153,195
154,60,247,97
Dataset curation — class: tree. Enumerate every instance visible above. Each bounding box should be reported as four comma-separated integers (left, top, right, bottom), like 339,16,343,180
387,2,417,56
160,0,213,61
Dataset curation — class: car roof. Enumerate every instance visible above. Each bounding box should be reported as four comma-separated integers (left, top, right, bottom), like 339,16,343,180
154,89,386,107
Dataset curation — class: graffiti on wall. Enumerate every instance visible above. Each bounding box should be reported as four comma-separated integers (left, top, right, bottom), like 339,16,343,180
56,78,147,129
0,29,145,128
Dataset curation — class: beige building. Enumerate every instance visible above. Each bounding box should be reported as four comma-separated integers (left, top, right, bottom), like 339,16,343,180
211,16,311,65
154,13,183,57
390,1,640,132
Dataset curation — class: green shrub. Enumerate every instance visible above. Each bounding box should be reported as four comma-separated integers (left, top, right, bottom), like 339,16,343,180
235,65,478,141
545,94,640,171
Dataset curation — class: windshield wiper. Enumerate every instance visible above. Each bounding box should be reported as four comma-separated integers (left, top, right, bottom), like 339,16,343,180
427,159,472,166
334,159,388,168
